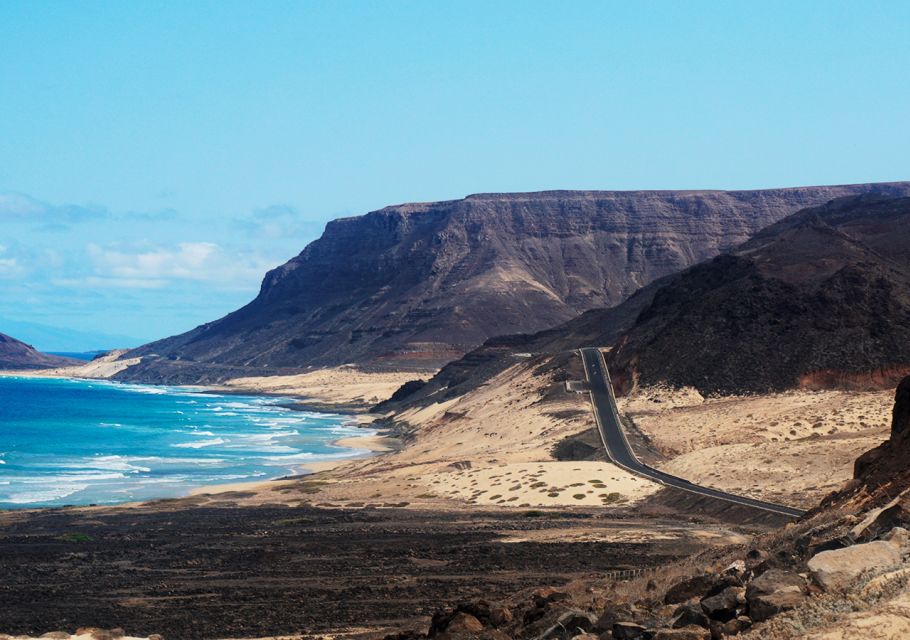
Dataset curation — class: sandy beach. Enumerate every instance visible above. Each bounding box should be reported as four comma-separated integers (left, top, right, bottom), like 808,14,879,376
0,360,406,508
3,347,892,517
218,365,426,411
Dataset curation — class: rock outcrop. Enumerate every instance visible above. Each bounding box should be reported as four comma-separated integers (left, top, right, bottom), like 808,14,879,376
854,376,910,486
378,377,910,640
115,184,910,383
808,538,905,591
0,333,78,370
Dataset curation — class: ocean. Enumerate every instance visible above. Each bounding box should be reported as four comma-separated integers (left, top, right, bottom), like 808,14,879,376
0,376,370,508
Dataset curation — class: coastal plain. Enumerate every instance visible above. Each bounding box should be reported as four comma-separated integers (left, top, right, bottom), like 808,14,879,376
0,351,894,639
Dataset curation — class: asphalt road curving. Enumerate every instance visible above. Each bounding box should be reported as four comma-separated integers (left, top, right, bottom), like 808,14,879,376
579,347,805,519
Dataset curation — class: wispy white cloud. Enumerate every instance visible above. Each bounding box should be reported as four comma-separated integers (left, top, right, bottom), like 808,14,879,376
0,245,23,278
0,192,108,223
88,242,218,280
0,190,317,341
0,257,21,278
70,242,278,290
233,204,324,240
51,276,169,290
0,193,44,216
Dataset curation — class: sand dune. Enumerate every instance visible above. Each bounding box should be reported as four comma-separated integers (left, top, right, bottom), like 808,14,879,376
620,386,893,508
221,366,426,409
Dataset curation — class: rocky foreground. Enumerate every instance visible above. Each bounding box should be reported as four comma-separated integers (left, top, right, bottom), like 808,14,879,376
9,378,910,640
378,375,910,640
0,504,709,639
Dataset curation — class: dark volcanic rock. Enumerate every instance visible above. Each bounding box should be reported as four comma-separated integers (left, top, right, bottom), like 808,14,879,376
430,600,513,635
854,376,910,486
671,603,709,629
0,505,685,639
819,375,910,511
745,569,807,622
437,612,484,636
612,621,647,640
664,574,727,605
373,378,429,412
115,185,909,383
533,610,599,640
0,332,78,369
654,627,711,640
609,194,910,394
699,586,744,622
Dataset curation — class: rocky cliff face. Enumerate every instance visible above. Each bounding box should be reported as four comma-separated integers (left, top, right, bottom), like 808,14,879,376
854,376,910,488
120,183,910,382
0,333,78,369
608,194,910,394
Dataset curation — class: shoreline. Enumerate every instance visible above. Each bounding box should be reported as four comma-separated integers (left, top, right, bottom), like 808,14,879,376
0,371,394,511
186,429,396,497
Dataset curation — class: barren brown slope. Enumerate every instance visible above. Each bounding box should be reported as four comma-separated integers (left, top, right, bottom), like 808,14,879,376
608,194,910,394
118,184,910,384
0,333,79,370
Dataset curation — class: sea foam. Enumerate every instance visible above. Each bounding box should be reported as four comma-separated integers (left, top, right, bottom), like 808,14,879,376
0,376,367,508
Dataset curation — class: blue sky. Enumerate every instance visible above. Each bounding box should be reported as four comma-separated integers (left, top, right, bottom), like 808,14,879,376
1,1,908,349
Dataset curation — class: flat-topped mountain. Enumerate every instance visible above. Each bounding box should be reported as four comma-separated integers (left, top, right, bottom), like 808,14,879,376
608,194,910,393
0,333,78,370
119,183,910,383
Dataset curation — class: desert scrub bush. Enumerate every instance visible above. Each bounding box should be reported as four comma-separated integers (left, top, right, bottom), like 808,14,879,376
297,480,329,494
57,533,94,543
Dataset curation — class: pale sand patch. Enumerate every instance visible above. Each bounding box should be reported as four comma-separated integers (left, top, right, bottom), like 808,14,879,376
620,387,893,508
280,360,661,510
466,264,563,301
812,588,910,639
423,461,658,508
0,349,139,380
2,359,427,413
496,525,749,545
221,365,427,408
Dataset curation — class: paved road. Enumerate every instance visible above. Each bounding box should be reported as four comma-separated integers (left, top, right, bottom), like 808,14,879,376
578,347,805,519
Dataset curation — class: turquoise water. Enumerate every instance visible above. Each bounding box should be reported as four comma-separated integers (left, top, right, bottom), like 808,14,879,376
0,376,370,508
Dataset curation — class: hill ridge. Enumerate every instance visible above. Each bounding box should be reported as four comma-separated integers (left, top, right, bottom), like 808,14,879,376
115,182,910,385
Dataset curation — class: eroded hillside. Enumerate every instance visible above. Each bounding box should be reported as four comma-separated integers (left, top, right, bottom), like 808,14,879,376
116,184,910,383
